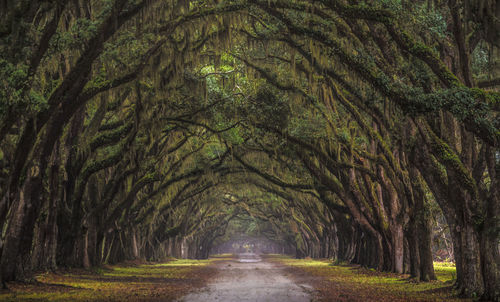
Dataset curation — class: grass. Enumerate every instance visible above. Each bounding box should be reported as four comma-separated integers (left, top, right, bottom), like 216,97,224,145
268,255,468,302
0,258,219,302
0,254,463,302
434,261,457,282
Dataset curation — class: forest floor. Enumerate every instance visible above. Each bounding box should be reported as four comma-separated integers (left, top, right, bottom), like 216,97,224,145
0,256,227,301
270,255,469,302
0,254,467,302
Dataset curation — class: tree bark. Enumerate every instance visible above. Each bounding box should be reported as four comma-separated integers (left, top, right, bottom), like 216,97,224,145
0,165,44,284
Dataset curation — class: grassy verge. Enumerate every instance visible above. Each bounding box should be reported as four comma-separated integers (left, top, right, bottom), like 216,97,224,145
0,257,227,302
267,255,468,302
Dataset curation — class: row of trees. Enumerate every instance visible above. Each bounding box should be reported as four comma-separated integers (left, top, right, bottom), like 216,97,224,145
0,0,498,300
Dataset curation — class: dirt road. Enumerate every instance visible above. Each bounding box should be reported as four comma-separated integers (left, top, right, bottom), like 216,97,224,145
180,253,314,302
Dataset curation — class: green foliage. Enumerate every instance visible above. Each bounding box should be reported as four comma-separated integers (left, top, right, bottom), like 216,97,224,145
415,6,447,38
379,0,403,13
205,143,226,159
0,60,28,113
247,84,290,129
289,110,327,142
403,86,496,143
471,45,491,75
49,18,100,52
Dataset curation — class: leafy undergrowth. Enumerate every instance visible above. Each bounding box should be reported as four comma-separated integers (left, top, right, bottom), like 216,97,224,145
0,257,231,302
267,255,469,302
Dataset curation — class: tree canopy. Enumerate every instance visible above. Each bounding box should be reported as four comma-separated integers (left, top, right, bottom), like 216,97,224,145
0,0,498,300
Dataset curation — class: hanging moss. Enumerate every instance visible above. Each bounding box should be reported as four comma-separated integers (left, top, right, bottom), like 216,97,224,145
423,124,478,199
395,30,462,88
81,147,124,180
315,0,395,23
90,121,134,151
98,120,126,131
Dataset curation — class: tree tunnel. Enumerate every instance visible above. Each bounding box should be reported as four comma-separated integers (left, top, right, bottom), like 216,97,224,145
0,0,499,300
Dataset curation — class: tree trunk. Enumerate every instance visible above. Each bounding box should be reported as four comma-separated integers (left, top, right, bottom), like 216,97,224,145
480,147,500,301
392,224,404,274
407,218,421,280
31,143,60,272
451,221,484,297
417,210,436,281
82,231,90,269
131,229,139,259
409,166,436,281
480,226,500,301
0,168,43,284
